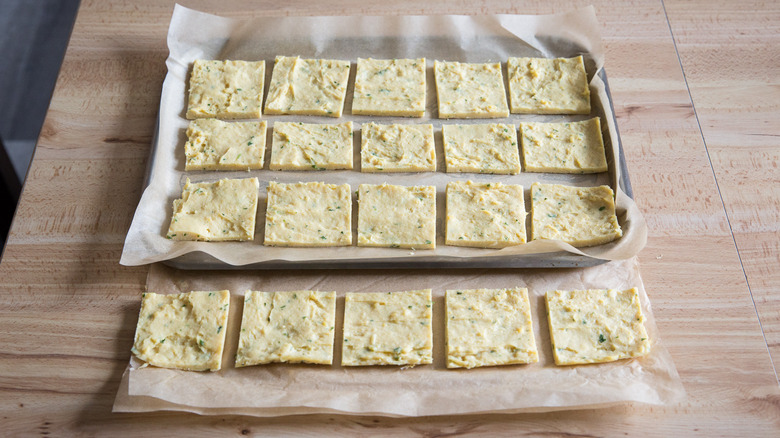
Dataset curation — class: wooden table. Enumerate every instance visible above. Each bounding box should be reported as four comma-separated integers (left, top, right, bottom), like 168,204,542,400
1,0,778,435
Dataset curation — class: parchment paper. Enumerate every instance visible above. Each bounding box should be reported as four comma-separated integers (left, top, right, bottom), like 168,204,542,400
119,4,648,268
113,256,685,416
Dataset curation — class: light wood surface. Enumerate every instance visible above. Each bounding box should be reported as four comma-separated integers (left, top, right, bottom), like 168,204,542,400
1,0,779,435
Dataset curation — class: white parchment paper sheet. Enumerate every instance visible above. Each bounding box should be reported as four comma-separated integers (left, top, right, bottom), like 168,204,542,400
120,4,648,267
113,256,685,416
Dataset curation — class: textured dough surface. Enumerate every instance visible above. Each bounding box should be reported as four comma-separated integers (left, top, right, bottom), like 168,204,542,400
445,181,526,248
446,288,538,369
442,123,521,174
434,61,509,118
167,177,259,241
520,117,607,173
546,288,651,365
342,289,433,366
270,121,353,170
265,56,351,117
360,123,435,172
236,290,337,366
507,56,590,114
352,58,426,117
530,183,622,247
185,119,267,171
264,182,352,247
357,183,436,249
187,59,265,119
131,291,230,371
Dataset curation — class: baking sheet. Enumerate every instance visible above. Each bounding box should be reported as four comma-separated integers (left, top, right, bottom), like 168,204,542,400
119,5,648,268
113,256,685,416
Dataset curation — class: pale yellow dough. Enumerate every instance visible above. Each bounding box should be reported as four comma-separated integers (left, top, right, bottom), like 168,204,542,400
264,56,351,117
360,123,435,172
342,289,433,366
186,59,265,119
357,183,436,249
264,182,352,247
131,290,230,371
442,123,521,174
446,288,538,369
270,121,353,170
166,177,259,241
507,56,590,114
434,61,509,118
445,181,526,248
520,117,607,174
352,58,426,117
185,119,267,171
530,183,622,247
235,290,337,366
546,288,651,366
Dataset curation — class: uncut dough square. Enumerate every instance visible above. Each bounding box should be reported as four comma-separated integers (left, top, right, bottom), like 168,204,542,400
442,123,521,174
352,57,426,117
265,56,351,117
264,182,352,247
520,117,607,174
445,181,526,248
434,61,509,118
446,288,538,369
546,288,651,365
236,290,337,366
166,177,259,241
507,56,590,114
186,59,265,119
530,183,622,247
360,123,435,172
342,289,433,366
131,290,230,371
270,121,353,170
184,119,267,171
357,184,436,249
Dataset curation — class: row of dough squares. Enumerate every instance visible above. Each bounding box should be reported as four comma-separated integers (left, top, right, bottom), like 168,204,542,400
186,55,591,119
167,178,622,249
185,118,608,174
132,287,651,371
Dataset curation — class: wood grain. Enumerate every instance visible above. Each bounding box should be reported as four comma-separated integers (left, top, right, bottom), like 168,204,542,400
0,0,778,435
664,0,780,379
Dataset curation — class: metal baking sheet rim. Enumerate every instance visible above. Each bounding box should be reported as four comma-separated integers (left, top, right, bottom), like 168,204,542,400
148,70,633,270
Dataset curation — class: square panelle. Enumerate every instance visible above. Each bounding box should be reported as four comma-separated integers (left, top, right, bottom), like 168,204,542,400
186,59,265,119
352,57,427,117
520,118,607,174
445,181,527,248
270,121,353,171
546,288,651,365
264,182,352,247
357,183,436,249
264,56,351,117
434,60,509,118
166,177,259,242
131,291,230,371
360,123,435,172
236,290,337,366
342,289,433,366
530,182,622,247
184,119,267,171
446,287,538,369
507,56,590,115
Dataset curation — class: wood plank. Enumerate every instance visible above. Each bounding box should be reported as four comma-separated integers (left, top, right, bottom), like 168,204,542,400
664,0,780,374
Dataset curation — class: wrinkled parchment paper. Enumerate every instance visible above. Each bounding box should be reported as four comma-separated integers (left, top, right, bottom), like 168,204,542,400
119,4,648,268
113,256,684,416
